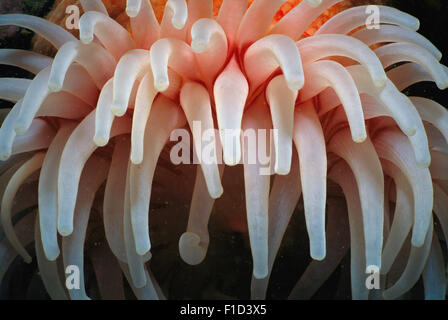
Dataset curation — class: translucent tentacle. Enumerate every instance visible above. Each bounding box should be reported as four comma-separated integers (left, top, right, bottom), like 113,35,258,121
422,234,446,300
244,34,304,93
383,218,433,300
0,49,52,74
270,0,343,40
329,129,384,270
38,122,77,261
242,96,273,279
58,110,131,236
214,56,248,166
34,214,68,300
0,14,76,48
374,128,433,247
180,82,223,199
128,0,160,49
1,152,45,263
293,101,327,260
179,164,225,266
48,40,116,91
316,5,420,35
266,75,298,175
62,156,109,300
130,96,187,255
103,136,130,263
79,11,135,60
251,152,301,300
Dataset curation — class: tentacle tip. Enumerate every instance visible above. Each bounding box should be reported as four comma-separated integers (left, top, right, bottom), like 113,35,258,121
45,250,60,262
130,154,143,165
404,126,417,137
287,79,304,92
14,124,27,135
179,232,206,266
136,245,151,257
93,135,109,147
191,40,208,53
414,19,421,31
23,255,32,264
111,104,127,117
222,137,242,166
155,80,169,92
275,166,291,176
145,251,153,261
209,185,224,199
133,278,148,289
417,156,431,168
353,133,367,143
374,77,387,88
126,7,140,18
305,0,322,7
0,152,11,161
411,234,426,248
58,226,73,237
48,82,62,92
310,248,326,261
253,268,269,280
436,81,448,90
80,34,94,45
172,19,186,30
223,155,241,167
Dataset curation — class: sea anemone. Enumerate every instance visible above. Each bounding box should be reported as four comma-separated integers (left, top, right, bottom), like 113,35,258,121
0,0,447,300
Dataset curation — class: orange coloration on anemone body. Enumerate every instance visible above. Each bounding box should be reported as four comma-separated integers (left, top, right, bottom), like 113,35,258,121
106,0,350,35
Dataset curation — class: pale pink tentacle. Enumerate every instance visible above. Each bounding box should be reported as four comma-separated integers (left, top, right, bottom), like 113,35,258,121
0,14,76,48
130,96,187,255
270,0,342,40
48,40,116,91
1,152,45,263
316,5,420,35
251,152,301,300
191,18,228,90
217,0,248,52
57,111,131,236
62,156,109,300
38,122,77,261
329,129,384,270
180,82,223,199
103,136,130,263
79,11,136,60
150,38,201,92
242,95,273,279
128,0,160,49
214,56,249,166
374,128,433,247
293,101,327,260
0,49,52,74
244,34,304,93
179,164,225,266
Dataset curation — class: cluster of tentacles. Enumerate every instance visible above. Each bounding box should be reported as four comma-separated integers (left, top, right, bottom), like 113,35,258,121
0,0,447,300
